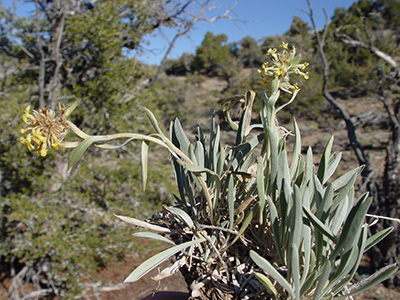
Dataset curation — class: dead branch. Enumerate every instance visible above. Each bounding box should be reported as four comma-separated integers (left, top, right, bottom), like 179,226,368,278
305,0,375,185
147,0,238,87
336,32,399,71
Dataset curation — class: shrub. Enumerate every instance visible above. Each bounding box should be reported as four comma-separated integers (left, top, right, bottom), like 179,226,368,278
20,43,397,300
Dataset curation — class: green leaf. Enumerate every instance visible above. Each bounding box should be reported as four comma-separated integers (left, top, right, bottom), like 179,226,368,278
289,186,303,298
364,227,393,252
317,136,334,184
228,206,255,247
173,118,191,154
65,99,80,117
300,271,317,298
68,136,107,170
230,133,264,172
141,141,149,191
132,232,175,245
250,250,295,299
254,272,278,298
332,173,357,208
331,193,372,259
228,175,235,230
312,260,332,300
331,166,364,191
143,107,166,137
268,127,279,184
235,105,251,145
303,206,338,244
290,119,301,180
167,206,194,229
305,147,314,186
124,238,205,283
257,156,266,222
324,152,342,183
329,196,349,235
194,141,205,169
329,246,359,290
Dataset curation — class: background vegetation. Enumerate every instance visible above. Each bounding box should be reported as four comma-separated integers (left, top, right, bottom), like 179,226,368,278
0,0,399,298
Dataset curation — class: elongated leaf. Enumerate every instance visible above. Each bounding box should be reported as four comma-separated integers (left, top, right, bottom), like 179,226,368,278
324,152,342,183
312,260,332,300
235,106,250,145
332,173,357,208
178,160,219,179
166,206,194,229
331,193,372,259
68,136,108,170
257,156,266,223
289,187,303,297
305,147,314,186
300,271,317,298
132,232,175,245
329,247,358,290
290,119,301,180
194,141,205,169
143,107,166,137
228,175,235,230
331,226,368,296
228,207,255,247
364,227,393,252
331,166,364,191
173,118,191,154
268,127,279,184
277,149,292,198
329,196,349,235
254,272,278,297
114,214,170,233
141,141,149,191
230,133,264,171
334,264,398,299
290,244,300,299
316,183,333,221
124,238,205,282
317,136,334,184
303,206,338,244
250,250,295,299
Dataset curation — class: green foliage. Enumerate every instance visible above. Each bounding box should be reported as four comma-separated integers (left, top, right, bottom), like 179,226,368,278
0,56,175,299
325,0,400,89
191,31,237,78
165,53,194,76
285,16,311,38
230,35,265,68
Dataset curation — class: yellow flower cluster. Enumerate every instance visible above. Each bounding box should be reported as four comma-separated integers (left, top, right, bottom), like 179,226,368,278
20,105,69,156
258,42,309,93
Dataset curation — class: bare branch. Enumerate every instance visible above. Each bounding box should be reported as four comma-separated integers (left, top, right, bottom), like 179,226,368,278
305,0,373,175
34,0,46,108
336,32,399,71
147,0,238,87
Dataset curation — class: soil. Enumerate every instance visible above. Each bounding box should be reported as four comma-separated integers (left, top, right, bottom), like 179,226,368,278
95,255,400,300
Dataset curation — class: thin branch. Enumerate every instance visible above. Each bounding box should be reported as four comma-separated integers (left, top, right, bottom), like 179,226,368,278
147,0,238,87
336,32,399,71
305,0,373,175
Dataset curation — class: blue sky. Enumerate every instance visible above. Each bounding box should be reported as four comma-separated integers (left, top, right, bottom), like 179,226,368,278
140,0,357,64
2,0,357,64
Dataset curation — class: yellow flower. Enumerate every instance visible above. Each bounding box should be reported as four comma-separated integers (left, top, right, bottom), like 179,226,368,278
258,42,309,93
19,105,69,156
